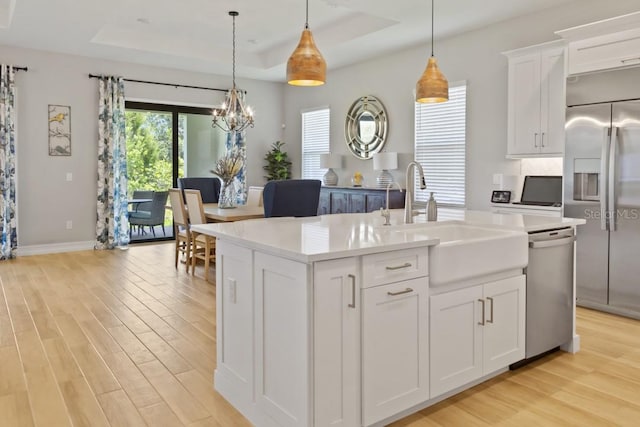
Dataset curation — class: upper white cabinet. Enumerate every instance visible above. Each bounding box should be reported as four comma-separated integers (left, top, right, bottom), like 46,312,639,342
504,41,566,158
556,11,640,76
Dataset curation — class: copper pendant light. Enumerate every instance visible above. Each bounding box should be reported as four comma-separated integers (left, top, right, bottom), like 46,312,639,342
287,0,326,86
416,0,448,103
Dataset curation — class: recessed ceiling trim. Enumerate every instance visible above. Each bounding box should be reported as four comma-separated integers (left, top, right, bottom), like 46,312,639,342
0,0,16,29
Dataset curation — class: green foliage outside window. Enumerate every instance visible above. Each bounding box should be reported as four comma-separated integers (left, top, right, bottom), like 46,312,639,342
126,110,184,225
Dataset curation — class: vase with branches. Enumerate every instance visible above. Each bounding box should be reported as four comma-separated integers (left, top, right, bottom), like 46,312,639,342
211,146,245,208
263,141,291,181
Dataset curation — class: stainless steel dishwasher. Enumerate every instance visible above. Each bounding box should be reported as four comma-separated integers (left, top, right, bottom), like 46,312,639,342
518,227,575,364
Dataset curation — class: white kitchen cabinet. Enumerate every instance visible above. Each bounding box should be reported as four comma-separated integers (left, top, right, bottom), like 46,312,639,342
555,12,640,76
313,258,360,427
215,240,255,406
430,275,525,397
362,277,429,426
254,252,311,427
505,41,565,158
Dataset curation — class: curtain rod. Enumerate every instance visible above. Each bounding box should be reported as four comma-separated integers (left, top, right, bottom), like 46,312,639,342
88,74,232,93
12,66,28,71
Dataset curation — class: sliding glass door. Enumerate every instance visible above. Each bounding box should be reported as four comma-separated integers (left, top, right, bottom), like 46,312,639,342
125,102,225,243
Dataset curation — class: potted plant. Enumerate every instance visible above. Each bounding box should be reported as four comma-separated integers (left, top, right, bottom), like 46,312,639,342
263,141,292,181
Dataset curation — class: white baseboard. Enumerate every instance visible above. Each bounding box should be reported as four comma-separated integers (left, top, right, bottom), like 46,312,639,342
18,240,95,256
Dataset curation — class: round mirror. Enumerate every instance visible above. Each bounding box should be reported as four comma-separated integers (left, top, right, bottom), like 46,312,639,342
345,95,388,159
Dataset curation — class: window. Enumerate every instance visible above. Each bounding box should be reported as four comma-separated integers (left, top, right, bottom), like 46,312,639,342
414,83,467,207
302,108,330,180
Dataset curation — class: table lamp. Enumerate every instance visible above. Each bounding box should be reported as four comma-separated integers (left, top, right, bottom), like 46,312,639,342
373,152,398,188
319,153,342,186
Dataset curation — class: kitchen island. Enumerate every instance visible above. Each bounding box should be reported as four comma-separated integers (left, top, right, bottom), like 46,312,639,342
191,209,585,427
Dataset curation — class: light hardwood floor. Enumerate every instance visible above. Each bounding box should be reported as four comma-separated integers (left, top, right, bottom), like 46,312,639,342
1,243,639,426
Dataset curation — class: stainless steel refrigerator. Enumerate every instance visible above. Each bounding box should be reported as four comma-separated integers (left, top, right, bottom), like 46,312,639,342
564,67,640,318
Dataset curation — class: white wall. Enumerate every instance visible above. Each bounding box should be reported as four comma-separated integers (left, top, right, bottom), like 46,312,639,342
2,45,283,249
282,0,640,211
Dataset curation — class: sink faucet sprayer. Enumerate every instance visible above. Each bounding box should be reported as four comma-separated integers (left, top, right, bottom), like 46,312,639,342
404,161,427,224
379,182,403,226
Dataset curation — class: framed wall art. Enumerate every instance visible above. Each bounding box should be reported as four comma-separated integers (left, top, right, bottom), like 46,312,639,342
48,104,71,156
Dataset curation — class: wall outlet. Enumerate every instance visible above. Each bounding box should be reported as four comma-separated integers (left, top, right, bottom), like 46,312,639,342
66,172,72,182
66,220,72,229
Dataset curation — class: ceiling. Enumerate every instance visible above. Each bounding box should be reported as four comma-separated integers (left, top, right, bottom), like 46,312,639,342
0,0,576,82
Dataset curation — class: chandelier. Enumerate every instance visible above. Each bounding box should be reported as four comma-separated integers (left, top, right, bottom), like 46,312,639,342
212,11,255,133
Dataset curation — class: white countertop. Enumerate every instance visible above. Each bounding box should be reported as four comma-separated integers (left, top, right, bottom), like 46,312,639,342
490,203,562,212
191,208,585,263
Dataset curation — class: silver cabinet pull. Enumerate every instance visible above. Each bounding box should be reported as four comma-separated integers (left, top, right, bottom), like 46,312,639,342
385,262,412,271
478,299,485,326
487,297,494,324
348,274,356,308
387,288,413,296
541,132,545,148
534,133,538,148
621,57,640,64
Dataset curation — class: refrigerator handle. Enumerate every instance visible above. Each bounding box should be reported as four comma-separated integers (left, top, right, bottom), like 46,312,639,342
609,127,618,231
600,128,611,231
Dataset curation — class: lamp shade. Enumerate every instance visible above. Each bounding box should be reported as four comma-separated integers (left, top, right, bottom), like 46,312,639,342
416,57,449,103
320,153,342,169
373,152,398,171
287,28,326,86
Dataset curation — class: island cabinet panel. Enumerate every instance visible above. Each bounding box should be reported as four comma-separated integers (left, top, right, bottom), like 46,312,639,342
483,276,526,373
313,258,360,427
318,187,404,215
429,285,484,397
215,241,255,404
362,278,429,426
254,252,311,427
430,275,526,397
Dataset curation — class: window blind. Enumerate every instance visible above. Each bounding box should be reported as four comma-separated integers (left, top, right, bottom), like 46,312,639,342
414,84,466,207
302,108,330,180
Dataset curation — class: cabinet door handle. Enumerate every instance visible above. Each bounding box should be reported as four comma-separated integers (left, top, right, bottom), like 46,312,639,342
621,57,640,64
348,274,356,308
478,299,485,326
387,288,413,296
541,132,545,148
534,133,538,148
487,297,494,324
385,262,412,271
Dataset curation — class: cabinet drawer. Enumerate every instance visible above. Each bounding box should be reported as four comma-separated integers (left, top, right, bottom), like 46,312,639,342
569,27,640,75
362,248,428,288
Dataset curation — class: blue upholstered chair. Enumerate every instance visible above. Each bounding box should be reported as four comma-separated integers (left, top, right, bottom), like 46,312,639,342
262,179,322,218
178,177,221,203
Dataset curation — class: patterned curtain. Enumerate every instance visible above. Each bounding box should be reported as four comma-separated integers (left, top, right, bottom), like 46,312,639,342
226,130,247,204
0,65,17,260
95,76,129,249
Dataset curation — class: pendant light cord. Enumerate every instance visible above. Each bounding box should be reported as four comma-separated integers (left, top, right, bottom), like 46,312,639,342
305,0,309,29
431,0,434,57
232,13,237,89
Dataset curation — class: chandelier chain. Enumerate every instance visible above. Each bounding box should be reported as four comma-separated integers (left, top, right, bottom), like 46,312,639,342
232,13,237,88
305,0,309,29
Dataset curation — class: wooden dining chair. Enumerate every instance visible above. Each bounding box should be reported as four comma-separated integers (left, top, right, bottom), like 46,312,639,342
247,186,264,207
183,189,216,282
168,189,192,272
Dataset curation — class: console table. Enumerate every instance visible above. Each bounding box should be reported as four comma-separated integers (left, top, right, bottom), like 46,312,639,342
318,186,405,215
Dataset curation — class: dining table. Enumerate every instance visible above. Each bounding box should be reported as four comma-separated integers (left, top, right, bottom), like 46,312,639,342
203,203,265,222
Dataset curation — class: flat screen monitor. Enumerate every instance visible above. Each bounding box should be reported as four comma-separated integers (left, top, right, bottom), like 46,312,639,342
520,176,563,205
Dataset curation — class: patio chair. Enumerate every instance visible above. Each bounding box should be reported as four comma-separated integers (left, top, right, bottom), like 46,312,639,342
129,190,169,238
